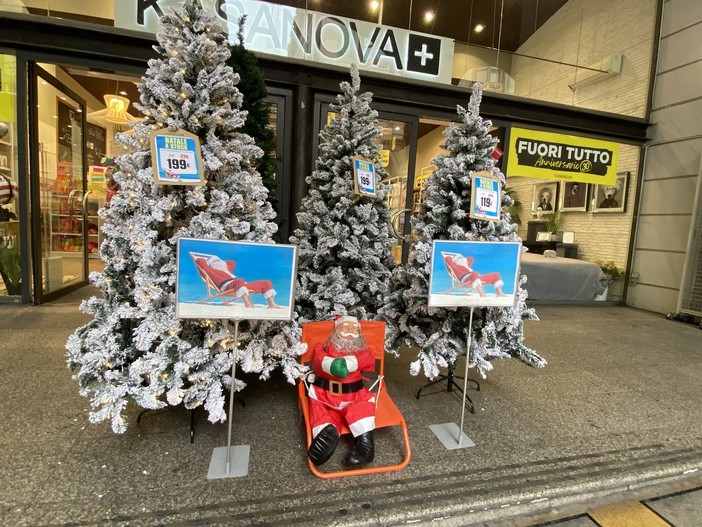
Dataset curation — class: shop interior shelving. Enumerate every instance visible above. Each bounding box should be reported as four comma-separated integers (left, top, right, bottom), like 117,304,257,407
49,191,102,258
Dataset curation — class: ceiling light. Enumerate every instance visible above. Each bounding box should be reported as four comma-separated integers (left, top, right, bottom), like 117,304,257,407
119,90,128,96
88,94,141,129
370,0,380,11
424,10,435,22
104,95,131,123
474,24,485,33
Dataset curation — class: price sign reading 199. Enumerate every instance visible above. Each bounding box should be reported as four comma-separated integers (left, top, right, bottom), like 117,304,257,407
160,149,197,175
150,129,204,186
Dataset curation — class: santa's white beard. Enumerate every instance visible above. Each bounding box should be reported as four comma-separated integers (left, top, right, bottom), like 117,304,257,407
328,329,367,353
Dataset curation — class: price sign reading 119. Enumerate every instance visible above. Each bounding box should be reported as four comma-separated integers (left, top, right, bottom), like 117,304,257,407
470,171,501,222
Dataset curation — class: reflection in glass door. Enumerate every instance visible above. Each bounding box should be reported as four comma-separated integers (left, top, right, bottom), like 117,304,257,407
0,53,22,299
265,89,292,242
32,65,87,298
377,118,414,264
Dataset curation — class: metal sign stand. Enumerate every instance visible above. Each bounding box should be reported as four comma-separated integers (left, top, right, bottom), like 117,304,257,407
429,307,476,450
207,319,250,479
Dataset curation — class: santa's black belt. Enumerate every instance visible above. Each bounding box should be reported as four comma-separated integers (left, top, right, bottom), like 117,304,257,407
313,377,364,395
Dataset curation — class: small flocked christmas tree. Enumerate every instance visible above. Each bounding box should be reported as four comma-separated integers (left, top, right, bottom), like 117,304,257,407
291,65,395,322
381,84,546,379
66,0,303,433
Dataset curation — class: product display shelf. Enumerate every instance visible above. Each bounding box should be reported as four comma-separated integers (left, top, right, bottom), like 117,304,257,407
0,125,16,219
0,139,12,174
412,165,433,214
49,192,102,258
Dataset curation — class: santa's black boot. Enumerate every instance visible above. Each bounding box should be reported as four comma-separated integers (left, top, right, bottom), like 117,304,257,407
307,425,340,466
345,431,375,467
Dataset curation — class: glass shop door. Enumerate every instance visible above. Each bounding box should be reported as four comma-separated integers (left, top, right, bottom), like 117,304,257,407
375,113,419,264
29,64,89,302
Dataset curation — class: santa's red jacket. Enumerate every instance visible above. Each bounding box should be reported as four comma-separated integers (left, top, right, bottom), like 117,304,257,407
307,341,377,438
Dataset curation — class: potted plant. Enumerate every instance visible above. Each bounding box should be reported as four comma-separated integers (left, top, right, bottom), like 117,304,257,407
545,211,565,241
595,259,625,281
0,243,22,295
595,259,625,301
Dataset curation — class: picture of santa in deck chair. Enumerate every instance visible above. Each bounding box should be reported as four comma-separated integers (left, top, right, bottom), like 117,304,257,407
194,254,281,309
442,252,507,297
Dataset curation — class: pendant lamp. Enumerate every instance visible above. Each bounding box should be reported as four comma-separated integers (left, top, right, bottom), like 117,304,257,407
88,94,141,130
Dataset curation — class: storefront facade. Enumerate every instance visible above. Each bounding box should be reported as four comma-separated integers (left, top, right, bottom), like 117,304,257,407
0,0,659,305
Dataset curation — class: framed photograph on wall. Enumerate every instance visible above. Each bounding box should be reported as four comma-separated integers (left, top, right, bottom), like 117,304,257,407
559,181,589,212
531,181,558,215
592,171,628,213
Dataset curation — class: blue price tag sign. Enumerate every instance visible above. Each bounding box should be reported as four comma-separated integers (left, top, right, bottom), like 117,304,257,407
150,129,205,186
352,157,377,198
470,172,501,222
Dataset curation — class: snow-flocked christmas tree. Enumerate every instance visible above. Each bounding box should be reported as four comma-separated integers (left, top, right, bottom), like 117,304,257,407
290,66,395,322
381,84,546,379
66,0,304,434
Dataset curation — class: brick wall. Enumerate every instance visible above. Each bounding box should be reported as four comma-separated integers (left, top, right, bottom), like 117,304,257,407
510,0,657,118
500,0,656,293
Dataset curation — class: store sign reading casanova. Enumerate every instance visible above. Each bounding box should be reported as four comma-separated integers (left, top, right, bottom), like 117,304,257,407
116,0,455,84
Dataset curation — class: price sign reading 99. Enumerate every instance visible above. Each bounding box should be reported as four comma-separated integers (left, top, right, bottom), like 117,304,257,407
151,129,204,186
470,173,501,222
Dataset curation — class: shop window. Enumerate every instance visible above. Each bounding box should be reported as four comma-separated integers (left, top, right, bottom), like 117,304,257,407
0,53,20,297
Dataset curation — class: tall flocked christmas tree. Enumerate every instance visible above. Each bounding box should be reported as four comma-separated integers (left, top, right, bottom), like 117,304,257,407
66,0,303,433
382,84,546,379
291,66,395,322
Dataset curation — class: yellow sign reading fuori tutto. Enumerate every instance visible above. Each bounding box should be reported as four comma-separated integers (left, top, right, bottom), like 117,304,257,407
506,127,619,185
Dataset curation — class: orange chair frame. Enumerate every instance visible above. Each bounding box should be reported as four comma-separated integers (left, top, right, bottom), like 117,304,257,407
298,320,411,479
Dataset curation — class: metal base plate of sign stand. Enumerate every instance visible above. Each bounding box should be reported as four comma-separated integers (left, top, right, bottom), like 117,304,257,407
207,445,250,479
205,320,250,480
429,423,475,450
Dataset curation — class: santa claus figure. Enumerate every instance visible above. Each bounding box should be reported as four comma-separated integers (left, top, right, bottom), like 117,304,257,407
306,316,376,467
449,254,506,297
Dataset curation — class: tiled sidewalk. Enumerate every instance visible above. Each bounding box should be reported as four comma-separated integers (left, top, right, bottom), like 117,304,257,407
1,289,701,526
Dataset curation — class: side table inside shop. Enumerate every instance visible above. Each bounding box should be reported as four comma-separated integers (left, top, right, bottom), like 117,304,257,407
525,221,578,258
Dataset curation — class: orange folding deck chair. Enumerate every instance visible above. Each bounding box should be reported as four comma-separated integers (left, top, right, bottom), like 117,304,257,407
298,320,411,479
